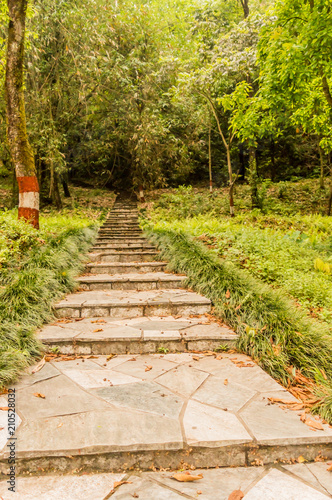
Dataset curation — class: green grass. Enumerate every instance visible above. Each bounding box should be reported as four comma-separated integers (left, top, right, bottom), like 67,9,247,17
0,209,100,386
144,227,332,422
141,181,332,422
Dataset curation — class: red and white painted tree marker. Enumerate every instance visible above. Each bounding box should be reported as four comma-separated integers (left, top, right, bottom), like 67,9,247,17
17,176,40,229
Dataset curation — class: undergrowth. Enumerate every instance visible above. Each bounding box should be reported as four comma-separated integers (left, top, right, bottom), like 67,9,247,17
144,226,332,423
0,210,99,386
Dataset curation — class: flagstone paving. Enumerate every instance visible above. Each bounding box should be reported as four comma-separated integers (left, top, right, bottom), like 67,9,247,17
1,200,332,498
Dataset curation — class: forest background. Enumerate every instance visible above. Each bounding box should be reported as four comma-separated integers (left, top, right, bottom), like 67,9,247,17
1,0,332,421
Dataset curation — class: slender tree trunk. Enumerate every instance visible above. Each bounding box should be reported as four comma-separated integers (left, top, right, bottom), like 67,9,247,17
11,162,18,208
240,0,249,18
318,143,325,189
226,146,235,216
61,174,71,197
53,172,62,210
327,155,332,216
139,185,145,202
5,0,39,229
208,122,212,193
249,146,260,208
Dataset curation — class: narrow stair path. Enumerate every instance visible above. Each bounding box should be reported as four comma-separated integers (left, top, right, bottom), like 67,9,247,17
0,199,331,498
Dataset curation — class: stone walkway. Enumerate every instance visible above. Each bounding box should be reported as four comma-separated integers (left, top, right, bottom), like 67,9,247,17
0,200,331,498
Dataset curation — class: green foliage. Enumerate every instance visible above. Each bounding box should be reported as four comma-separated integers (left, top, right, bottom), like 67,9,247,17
0,210,98,386
144,226,332,422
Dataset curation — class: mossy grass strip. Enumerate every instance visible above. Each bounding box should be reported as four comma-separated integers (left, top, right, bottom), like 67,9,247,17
0,226,97,387
147,227,332,423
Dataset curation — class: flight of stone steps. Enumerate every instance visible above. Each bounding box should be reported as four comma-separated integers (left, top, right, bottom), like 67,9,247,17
40,200,236,355
1,199,332,495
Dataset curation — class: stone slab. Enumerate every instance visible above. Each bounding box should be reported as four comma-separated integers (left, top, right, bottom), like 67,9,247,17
183,400,252,447
244,468,329,499
0,472,124,499
156,364,209,397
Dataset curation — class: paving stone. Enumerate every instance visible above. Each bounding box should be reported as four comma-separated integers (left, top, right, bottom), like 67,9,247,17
181,323,235,339
193,374,257,412
0,396,21,453
244,468,329,499
15,375,111,419
37,325,79,341
92,381,184,418
283,463,332,495
50,358,103,370
143,329,181,340
147,467,264,500
156,364,209,397
7,409,183,458
240,391,332,446
14,363,61,388
76,325,142,341
183,400,252,447
111,476,187,499
0,472,124,499
90,354,138,368
62,369,142,388
112,354,178,380
135,320,191,331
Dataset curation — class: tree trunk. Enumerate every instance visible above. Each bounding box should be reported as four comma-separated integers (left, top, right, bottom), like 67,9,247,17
5,0,39,229
139,185,145,202
61,174,71,197
249,146,260,208
208,123,212,193
226,146,235,216
318,143,325,189
240,0,249,18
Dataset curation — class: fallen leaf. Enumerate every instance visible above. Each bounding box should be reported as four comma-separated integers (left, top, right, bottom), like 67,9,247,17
228,490,244,500
192,356,200,361
298,455,306,463
327,464,332,472
132,493,139,498
57,423,63,428
93,328,103,332
145,365,152,372
305,418,324,431
31,357,46,374
33,393,46,399
224,379,228,386
0,407,9,411
113,481,132,489
106,354,116,361
225,290,231,299
197,491,202,495
171,472,203,482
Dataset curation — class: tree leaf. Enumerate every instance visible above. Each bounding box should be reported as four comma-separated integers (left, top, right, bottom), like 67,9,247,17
171,472,203,482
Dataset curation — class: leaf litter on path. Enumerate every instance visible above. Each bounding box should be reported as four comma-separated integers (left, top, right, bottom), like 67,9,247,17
171,472,203,482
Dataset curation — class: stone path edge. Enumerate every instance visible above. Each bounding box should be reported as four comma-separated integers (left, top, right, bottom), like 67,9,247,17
1,442,332,478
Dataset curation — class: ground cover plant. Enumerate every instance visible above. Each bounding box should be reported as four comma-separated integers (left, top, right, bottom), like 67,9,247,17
141,182,332,422
0,195,113,386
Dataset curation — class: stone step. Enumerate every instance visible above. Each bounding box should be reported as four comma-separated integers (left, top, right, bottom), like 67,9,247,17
54,289,211,318
95,236,146,242
94,238,149,245
86,261,167,274
78,272,184,291
101,224,140,228
98,231,143,237
2,462,331,498
88,251,160,263
3,352,332,476
39,316,237,355
92,244,156,251
92,243,154,250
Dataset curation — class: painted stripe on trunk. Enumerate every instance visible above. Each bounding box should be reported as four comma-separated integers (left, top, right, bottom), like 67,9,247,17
18,208,39,229
19,191,39,210
17,176,40,193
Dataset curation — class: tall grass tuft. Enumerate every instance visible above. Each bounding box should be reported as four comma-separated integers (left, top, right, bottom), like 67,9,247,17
0,224,97,386
147,227,332,422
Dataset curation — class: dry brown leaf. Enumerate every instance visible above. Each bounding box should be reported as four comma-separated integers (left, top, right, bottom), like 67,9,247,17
225,290,231,299
298,455,306,463
106,354,116,361
113,480,133,490
0,407,9,411
320,369,327,380
305,418,324,431
215,354,223,360
327,464,332,472
192,356,200,361
228,490,244,500
224,379,228,386
93,328,103,333
171,472,203,482
57,423,63,428
31,357,45,374
33,393,46,399
145,365,152,372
